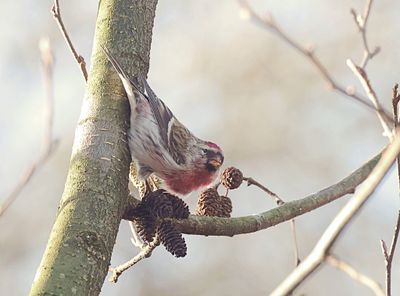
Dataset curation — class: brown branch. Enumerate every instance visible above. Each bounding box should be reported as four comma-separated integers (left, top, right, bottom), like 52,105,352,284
350,0,380,69
244,177,284,205
163,151,382,236
347,59,393,140
51,0,88,82
270,131,400,296
0,38,57,217
326,254,384,296
243,176,300,264
109,236,160,283
391,84,400,192
290,219,301,266
237,0,394,126
392,84,400,127
380,210,400,296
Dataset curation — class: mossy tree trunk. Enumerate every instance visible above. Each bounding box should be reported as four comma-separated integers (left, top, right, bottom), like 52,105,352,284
30,0,158,294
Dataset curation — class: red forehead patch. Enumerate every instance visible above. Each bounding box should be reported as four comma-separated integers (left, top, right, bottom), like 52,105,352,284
206,141,221,151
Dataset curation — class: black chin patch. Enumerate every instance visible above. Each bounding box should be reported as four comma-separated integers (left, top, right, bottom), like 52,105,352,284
206,163,218,172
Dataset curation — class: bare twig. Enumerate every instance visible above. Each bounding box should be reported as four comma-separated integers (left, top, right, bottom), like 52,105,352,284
243,177,284,205
0,38,58,217
347,59,393,140
237,0,393,126
51,0,88,82
391,84,400,192
392,84,400,127
350,0,380,68
380,210,400,296
290,219,301,266
243,176,300,264
326,254,384,296
271,131,400,296
109,236,160,283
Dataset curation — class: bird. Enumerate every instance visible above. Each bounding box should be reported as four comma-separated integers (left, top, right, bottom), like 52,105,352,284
102,46,224,196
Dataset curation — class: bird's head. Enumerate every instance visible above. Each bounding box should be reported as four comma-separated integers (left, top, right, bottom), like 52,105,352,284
196,141,224,173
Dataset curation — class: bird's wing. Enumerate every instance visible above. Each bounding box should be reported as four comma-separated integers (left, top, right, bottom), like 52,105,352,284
141,77,192,165
166,118,191,165
102,46,188,163
140,76,176,149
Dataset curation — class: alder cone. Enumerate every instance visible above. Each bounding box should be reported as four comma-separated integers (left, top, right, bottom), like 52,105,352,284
128,189,190,243
218,196,232,218
196,188,232,217
196,188,220,216
221,167,243,190
158,221,187,257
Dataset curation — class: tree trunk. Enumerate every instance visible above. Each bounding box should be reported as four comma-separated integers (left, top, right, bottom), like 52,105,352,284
30,0,158,294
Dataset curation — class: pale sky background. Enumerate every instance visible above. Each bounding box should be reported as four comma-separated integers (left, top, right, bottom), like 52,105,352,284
1,0,400,295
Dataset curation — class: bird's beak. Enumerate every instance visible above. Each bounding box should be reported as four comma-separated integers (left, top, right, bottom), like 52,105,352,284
208,158,222,169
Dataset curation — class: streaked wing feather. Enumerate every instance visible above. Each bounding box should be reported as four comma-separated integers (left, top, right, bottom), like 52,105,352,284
102,46,186,163
168,119,190,165
140,76,174,148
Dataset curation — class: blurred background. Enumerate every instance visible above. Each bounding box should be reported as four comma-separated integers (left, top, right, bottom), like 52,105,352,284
1,0,399,295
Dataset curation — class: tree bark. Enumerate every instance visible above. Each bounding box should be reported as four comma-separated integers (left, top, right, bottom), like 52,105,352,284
29,0,158,294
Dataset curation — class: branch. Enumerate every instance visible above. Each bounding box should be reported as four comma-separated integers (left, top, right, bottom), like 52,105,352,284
237,0,394,126
350,0,380,68
51,0,88,82
244,176,300,264
0,38,57,217
380,210,400,296
391,84,400,191
244,177,284,205
29,1,158,294
270,131,400,296
165,151,382,236
347,59,393,140
326,254,384,296
109,236,160,283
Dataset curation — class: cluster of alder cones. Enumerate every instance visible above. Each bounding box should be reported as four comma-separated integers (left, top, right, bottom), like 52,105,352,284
196,166,243,217
128,166,244,257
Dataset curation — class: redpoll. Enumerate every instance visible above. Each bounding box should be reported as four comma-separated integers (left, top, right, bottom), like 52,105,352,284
102,47,224,195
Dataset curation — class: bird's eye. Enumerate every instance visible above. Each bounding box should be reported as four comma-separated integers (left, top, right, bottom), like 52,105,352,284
202,149,208,154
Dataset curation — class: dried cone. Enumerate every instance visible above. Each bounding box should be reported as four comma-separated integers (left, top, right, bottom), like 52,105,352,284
196,188,233,218
196,188,220,216
166,193,190,219
218,196,232,218
221,167,243,190
134,215,157,243
158,221,187,257
142,190,174,219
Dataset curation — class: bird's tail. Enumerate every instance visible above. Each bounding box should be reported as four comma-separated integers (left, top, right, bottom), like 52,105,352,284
100,45,144,108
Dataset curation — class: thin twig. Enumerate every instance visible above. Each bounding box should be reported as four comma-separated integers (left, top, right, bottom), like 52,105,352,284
290,219,301,266
109,236,160,283
271,131,400,296
51,0,88,82
243,177,284,205
391,84,400,192
0,38,58,217
237,0,393,126
392,84,400,127
350,0,380,68
243,176,300,265
346,59,393,141
380,210,400,296
326,254,384,296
